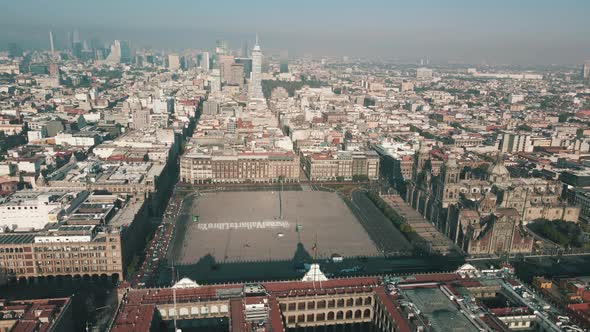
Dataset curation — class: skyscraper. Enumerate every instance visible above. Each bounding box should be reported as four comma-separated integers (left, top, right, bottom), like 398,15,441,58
119,40,132,64
235,58,252,77
200,52,210,71
106,41,122,64
168,54,181,71
106,40,131,64
73,29,80,44
241,40,249,58
280,50,289,73
48,31,55,55
210,69,221,93
583,60,590,81
229,63,245,87
215,40,228,55
248,36,264,100
218,54,235,83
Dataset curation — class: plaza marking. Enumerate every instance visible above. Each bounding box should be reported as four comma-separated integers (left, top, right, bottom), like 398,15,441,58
197,221,291,231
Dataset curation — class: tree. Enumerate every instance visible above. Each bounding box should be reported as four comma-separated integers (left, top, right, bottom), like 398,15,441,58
528,219,585,248
352,175,369,182
344,131,353,141
126,255,140,277
470,164,489,180
516,124,532,132
440,136,455,145
282,125,290,136
558,112,573,123
400,224,415,233
363,98,375,107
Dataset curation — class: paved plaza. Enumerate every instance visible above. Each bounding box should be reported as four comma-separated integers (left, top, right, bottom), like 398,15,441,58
174,190,380,264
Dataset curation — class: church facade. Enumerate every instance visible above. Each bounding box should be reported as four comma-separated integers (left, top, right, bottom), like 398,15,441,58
405,143,579,256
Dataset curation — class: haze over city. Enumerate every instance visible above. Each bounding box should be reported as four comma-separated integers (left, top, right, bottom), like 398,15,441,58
1,0,590,64
2,1,590,331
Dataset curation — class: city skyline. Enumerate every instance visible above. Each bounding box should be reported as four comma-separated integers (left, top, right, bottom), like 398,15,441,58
2,2,590,331
1,0,590,65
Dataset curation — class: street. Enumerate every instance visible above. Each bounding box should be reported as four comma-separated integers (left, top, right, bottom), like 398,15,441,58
349,190,413,256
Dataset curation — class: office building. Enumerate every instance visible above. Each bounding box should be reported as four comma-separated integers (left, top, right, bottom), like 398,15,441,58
202,100,219,116
416,67,433,79
583,60,590,81
218,54,235,83
235,57,252,77
48,31,55,55
508,94,525,104
228,63,245,87
248,37,264,100
199,51,210,71
302,151,380,181
0,225,124,281
168,54,181,71
500,132,534,153
180,150,300,184
216,40,229,55
210,69,221,93
106,40,131,64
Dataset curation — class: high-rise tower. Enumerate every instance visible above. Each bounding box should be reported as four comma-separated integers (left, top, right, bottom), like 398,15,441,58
248,35,264,100
583,60,590,81
241,40,249,58
200,51,210,71
49,31,55,55
106,40,131,64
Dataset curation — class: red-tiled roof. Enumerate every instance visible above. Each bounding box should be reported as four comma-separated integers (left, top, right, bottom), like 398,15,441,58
374,288,411,332
230,298,246,332
111,304,156,332
267,295,285,332
264,277,378,293
456,279,483,288
402,273,461,283
11,321,40,332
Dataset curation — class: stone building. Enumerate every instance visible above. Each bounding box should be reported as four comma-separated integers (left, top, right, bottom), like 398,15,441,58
302,151,380,181
463,208,534,256
0,225,123,281
405,144,577,255
180,150,300,184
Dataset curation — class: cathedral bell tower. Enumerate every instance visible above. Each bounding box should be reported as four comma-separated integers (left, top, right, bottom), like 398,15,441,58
443,153,460,184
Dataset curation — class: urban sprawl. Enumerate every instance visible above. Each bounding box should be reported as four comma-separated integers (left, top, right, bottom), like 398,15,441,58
1,34,590,331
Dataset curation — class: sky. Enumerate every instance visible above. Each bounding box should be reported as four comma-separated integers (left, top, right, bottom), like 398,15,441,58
1,0,589,65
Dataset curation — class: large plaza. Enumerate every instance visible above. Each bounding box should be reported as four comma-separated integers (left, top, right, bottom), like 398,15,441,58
172,190,381,264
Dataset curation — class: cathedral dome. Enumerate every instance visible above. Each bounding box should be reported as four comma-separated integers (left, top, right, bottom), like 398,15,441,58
488,159,510,181
488,162,509,176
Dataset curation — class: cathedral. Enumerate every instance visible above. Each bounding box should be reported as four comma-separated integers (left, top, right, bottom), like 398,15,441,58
405,143,580,256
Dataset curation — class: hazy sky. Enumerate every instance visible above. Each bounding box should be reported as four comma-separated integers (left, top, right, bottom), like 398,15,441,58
1,0,589,64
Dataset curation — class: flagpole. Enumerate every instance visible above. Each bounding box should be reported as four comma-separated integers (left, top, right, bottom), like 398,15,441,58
315,234,322,289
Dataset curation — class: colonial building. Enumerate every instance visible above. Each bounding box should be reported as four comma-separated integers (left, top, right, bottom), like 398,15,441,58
462,208,534,256
405,144,578,256
180,150,300,184
302,151,380,181
0,225,123,281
